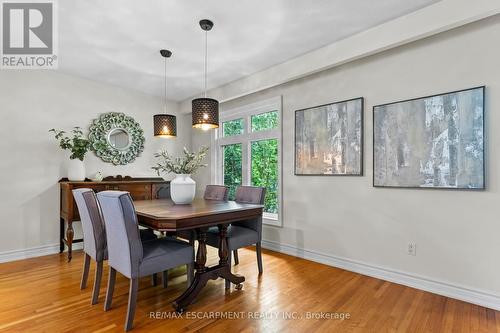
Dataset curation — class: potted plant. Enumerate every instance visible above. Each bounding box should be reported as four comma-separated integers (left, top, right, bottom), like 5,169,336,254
50,127,91,181
152,146,209,204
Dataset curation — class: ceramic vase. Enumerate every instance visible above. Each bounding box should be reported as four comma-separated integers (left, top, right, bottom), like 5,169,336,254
68,158,86,181
170,174,196,204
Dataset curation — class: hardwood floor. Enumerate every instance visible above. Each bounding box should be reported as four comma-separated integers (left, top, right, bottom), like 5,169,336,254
0,247,499,333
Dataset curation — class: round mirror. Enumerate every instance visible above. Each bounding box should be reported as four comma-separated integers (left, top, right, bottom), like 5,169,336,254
107,128,130,151
89,112,145,165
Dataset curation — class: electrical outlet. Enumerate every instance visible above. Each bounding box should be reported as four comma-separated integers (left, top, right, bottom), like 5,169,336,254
407,243,417,256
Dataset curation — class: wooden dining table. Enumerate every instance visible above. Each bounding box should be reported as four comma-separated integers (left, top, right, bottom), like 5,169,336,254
133,198,264,313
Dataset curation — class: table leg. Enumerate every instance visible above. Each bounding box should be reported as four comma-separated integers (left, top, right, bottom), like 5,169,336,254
59,218,65,253
217,224,244,289
195,229,207,273
172,225,244,313
66,219,74,262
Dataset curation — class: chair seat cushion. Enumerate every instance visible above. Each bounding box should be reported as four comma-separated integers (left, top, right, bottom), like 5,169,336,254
206,225,259,251
139,237,193,278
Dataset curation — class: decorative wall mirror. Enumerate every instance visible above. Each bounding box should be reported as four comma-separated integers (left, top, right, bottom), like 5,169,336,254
89,112,145,165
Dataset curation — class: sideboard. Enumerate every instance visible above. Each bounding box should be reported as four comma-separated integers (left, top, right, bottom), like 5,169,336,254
59,176,170,261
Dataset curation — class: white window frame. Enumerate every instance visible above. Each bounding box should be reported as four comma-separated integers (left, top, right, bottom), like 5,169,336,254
212,96,283,227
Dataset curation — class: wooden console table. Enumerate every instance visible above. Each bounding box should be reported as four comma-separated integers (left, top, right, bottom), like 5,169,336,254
59,176,170,262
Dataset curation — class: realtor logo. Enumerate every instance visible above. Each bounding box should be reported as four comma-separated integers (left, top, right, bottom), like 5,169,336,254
1,1,58,69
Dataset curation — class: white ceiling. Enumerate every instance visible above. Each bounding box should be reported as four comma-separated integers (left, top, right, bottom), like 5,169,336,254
59,0,438,101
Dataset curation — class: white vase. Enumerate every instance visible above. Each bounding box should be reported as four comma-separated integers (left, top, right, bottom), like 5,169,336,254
68,159,86,181
170,174,196,204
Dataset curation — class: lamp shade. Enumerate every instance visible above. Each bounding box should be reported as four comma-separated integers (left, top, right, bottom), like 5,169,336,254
154,114,177,137
192,98,219,129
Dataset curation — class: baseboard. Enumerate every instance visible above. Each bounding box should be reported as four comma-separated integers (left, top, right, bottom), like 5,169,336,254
261,239,500,311
0,243,83,264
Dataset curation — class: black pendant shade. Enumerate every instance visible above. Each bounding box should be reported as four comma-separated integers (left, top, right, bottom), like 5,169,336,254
154,114,177,137
192,19,219,130
154,49,177,138
192,97,219,130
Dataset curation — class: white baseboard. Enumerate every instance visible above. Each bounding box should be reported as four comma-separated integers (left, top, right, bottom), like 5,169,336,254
0,243,83,264
261,239,500,311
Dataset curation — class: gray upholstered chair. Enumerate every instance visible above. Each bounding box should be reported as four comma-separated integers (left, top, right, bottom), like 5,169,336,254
203,185,229,201
205,186,266,289
177,185,229,280
72,188,157,305
97,191,194,331
177,185,229,246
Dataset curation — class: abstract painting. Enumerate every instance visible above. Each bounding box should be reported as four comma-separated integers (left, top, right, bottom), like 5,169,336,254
295,98,363,175
373,86,484,189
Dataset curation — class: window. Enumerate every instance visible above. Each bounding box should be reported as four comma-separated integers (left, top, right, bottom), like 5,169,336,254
223,118,244,137
223,144,242,200
214,97,282,226
251,111,278,132
251,139,278,214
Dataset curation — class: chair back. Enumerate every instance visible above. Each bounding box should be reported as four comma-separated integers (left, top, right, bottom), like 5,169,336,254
204,185,229,201
235,186,266,205
97,191,143,278
233,186,266,237
72,188,106,261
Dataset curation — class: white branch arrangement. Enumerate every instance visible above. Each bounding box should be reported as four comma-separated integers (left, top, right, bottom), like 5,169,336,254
152,146,209,175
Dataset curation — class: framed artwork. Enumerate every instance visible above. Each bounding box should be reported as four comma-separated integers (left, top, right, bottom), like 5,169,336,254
373,86,485,189
295,97,363,175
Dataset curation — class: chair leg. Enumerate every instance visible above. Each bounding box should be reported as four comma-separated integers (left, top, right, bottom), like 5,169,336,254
187,263,194,285
233,250,239,265
104,267,116,311
80,253,91,290
225,251,232,290
151,273,158,286
91,260,103,305
125,278,139,332
162,270,169,288
256,242,263,274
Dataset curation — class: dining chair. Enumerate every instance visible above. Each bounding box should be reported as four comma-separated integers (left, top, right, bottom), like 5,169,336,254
177,185,229,281
177,184,229,246
97,191,194,331
203,185,229,201
72,188,158,305
205,186,266,289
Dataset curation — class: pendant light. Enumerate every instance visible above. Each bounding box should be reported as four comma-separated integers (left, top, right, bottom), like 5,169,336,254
192,19,219,130
154,49,177,137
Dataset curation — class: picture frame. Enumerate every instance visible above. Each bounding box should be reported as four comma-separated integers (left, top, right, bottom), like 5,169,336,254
295,97,364,176
372,86,485,189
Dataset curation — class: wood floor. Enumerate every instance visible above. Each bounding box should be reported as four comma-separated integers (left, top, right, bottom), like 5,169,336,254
0,247,499,333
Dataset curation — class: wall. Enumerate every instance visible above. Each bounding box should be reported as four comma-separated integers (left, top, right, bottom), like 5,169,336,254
190,15,500,304
0,71,191,257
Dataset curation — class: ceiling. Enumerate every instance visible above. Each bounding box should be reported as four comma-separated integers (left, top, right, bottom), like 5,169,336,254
59,0,439,101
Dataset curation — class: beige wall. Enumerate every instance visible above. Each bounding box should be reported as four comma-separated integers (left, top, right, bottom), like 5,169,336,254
0,71,191,255
191,15,500,295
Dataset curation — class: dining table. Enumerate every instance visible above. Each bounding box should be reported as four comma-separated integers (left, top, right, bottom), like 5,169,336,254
133,198,264,313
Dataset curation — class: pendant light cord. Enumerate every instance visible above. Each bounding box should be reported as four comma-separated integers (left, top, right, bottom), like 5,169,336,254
164,56,168,113
204,30,208,98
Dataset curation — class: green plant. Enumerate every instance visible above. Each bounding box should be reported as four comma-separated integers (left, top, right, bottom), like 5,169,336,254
49,127,90,161
152,146,209,175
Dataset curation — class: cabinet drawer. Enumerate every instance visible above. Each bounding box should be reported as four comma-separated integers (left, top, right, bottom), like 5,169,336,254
72,184,107,192
106,184,152,200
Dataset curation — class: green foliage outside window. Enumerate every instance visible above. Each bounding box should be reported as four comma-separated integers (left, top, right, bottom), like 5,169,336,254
222,110,279,215
251,139,278,214
223,144,242,200
223,118,243,137
251,111,278,132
